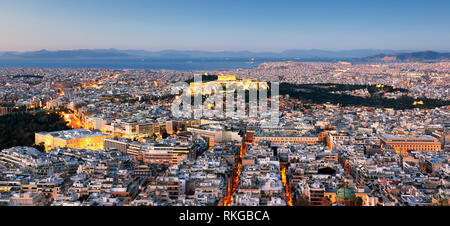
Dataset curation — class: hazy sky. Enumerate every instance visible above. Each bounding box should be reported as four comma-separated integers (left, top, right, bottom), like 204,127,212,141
0,0,449,52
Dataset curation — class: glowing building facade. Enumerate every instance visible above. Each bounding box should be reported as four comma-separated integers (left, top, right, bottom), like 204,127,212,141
253,131,320,145
189,75,268,95
35,129,114,151
380,134,441,155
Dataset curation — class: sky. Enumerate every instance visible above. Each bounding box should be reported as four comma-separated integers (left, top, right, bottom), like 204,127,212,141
0,0,449,52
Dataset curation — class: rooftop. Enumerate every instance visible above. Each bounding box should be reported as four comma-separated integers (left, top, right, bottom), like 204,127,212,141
37,129,112,140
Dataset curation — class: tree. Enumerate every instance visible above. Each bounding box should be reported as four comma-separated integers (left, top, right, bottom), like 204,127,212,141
0,111,69,150
161,130,169,139
355,197,364,206
32,142,46,152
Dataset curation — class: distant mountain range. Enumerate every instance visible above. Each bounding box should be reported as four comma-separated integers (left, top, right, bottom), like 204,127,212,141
0,49,449,62
0,49,131,59
357,51,450,62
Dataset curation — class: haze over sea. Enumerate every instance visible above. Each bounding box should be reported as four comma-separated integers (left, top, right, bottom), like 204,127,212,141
0,57,333,71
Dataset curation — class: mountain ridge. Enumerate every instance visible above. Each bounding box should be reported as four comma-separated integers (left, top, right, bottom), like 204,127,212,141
0,49,449,61
356,50,450,62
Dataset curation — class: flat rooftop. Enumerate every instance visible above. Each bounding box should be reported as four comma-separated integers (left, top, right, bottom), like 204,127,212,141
380,134,438,141
37,129,112,140
254,130,318,137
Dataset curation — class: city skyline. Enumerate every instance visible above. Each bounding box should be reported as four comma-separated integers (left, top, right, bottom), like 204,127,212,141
1,0,450,52
0,0,449,218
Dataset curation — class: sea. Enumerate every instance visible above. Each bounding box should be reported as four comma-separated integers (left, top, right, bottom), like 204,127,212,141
0,57,336,71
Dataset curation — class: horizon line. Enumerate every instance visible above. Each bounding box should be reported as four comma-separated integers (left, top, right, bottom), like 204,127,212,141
1,48,450,53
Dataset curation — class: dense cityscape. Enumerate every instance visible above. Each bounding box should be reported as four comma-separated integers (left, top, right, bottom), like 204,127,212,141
0,61,448,206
